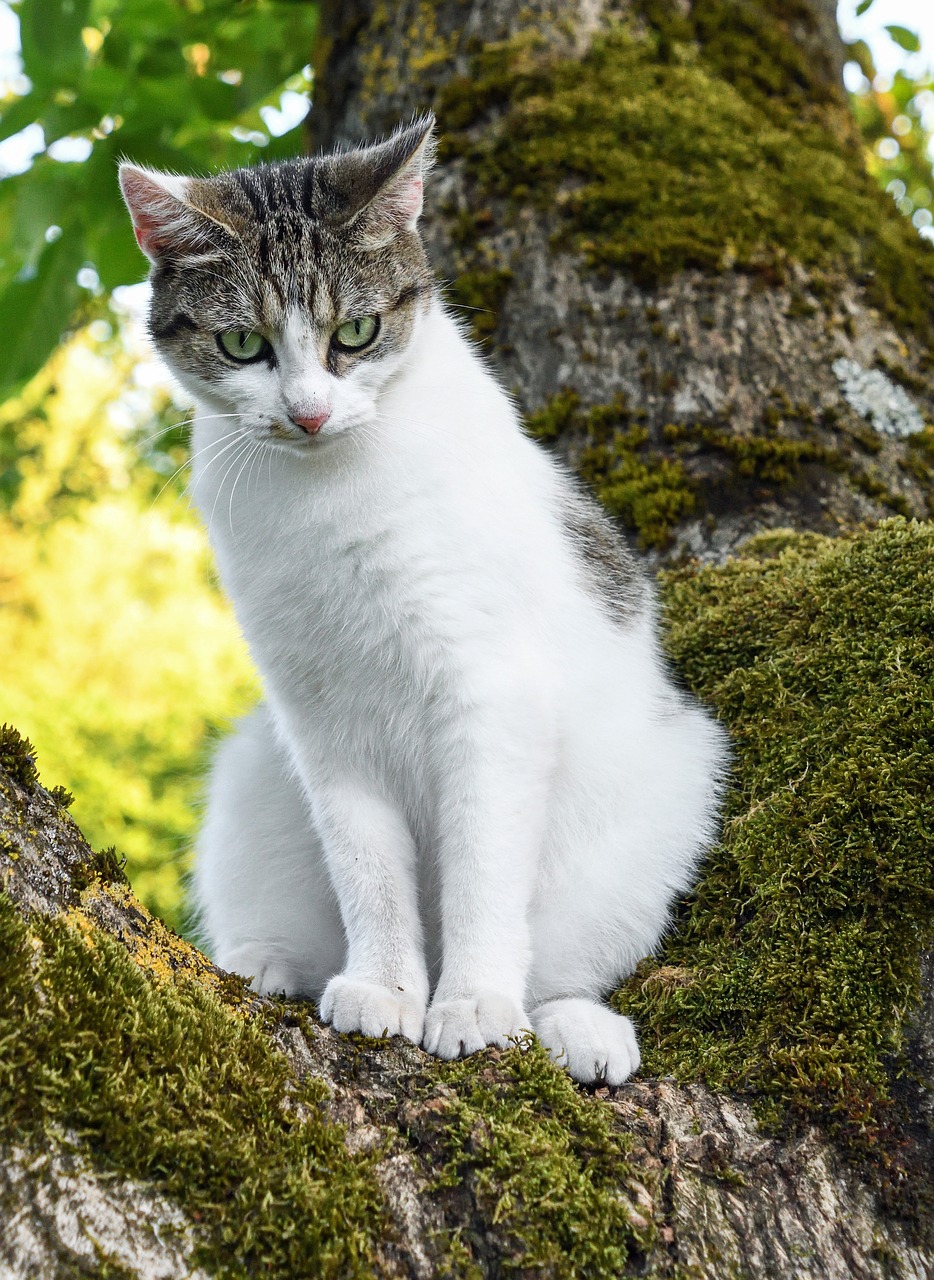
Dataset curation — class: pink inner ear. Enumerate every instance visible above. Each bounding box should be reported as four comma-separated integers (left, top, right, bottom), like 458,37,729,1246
132,212,165,256
399,176,423,222
121,168,189,259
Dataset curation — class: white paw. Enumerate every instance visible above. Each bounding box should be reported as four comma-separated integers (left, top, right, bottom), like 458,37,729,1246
320,974,425,1043
220,945,310,998
531,998,641,1086
423,990,528,1059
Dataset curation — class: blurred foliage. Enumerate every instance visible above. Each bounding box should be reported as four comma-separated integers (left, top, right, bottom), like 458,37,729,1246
0,0,317,398
845,27,933,240
0,0,316,929
0,332,259,932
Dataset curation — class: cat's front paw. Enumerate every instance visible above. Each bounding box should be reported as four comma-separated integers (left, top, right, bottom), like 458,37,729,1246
531,998,641,1086
320,974,426,1043
423,990,528,1059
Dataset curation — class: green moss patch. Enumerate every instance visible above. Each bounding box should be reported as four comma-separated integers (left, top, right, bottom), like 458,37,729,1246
414,1038,652,1277
620,519,934,1175
526,390,696,548
526,389,920,548
0,723,39,791
0,889,387,1278
438,9,934,341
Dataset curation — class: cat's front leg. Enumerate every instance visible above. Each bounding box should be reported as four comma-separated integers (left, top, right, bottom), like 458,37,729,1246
423,672,553,1059
305,770,429,1043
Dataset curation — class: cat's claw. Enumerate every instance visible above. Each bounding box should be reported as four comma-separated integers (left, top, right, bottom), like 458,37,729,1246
320,974,425,1043
423,990,528,1059
531,998,641,1086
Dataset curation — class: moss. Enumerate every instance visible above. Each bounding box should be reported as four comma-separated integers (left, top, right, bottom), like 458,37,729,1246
849,467,913,518
47,783,74,808
903,430,934,513
874,353,928,396
417,1037,653,1277
526,390,696,548
642,0,839,112
0,723,39,791
0,887,388,1278
663,416,844,487
436,12,934,343
617,519,934,1190
71,843,129,892
526,386,919,548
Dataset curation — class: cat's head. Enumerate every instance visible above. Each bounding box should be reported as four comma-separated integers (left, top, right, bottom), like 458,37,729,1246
119,117,436,448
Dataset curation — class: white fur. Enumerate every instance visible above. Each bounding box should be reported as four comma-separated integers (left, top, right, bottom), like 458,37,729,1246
189,299,728,1084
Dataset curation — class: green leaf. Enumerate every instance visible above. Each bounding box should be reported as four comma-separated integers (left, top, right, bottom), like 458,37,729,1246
885,25,921,54
85,195,149,291
19,0,92,92
855,0,875,16
0,95,44,146
0,233,84,398
845,38,875,82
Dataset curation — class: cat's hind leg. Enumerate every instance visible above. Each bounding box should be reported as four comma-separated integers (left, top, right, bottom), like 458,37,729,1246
192,706,345,1000
530,999,641,1086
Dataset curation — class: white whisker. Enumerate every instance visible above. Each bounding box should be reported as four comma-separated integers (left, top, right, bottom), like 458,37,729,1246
147,428,251,526
207,438,255,539
228,440,264,534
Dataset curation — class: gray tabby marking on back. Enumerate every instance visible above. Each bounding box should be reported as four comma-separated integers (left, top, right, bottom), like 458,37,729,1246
559,483,650,624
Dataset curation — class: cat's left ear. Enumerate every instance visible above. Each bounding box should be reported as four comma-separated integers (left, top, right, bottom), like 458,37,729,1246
118,163,232,263
317,115,436,240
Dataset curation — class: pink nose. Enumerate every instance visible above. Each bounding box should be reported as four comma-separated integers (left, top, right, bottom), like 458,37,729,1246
291,410,330,435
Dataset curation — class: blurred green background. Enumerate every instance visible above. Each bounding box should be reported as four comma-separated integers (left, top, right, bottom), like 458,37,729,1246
0,0,931,934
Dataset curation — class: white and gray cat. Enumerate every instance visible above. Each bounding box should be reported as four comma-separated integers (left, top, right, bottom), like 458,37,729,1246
120,116,728,1085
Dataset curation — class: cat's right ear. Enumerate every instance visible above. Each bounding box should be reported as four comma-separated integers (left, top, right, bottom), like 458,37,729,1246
315,115,436,243
119,163,215,263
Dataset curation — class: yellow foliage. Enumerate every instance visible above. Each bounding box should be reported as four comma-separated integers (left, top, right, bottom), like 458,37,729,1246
0,334,259,932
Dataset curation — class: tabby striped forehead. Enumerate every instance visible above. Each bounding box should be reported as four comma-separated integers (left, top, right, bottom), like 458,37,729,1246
175,158,431,333
133,119,437,352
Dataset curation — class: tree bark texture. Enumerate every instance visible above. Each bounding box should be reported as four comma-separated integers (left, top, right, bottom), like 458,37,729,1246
311,0,934,562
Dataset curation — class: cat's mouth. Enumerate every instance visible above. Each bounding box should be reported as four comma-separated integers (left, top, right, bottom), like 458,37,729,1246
267,422,325,445
262,421,338,452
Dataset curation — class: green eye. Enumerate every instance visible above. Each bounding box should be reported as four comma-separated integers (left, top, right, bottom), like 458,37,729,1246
217,330,268,362
333,315,379,351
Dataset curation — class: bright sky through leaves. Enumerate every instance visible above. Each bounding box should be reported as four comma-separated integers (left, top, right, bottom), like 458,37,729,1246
838,0,934,76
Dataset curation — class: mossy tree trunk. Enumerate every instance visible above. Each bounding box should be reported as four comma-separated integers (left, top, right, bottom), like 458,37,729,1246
312,0,934,559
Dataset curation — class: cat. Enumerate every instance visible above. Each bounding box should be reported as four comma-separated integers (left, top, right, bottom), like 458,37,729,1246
119,115,728,1085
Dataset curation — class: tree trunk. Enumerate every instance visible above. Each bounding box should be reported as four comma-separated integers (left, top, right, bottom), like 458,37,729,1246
312,0,934,561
